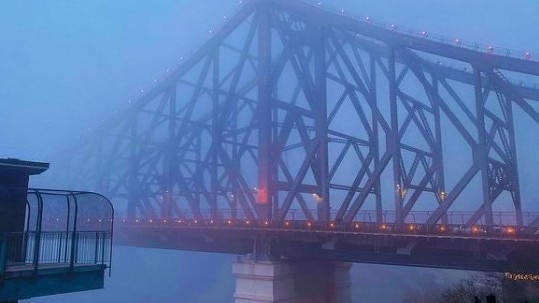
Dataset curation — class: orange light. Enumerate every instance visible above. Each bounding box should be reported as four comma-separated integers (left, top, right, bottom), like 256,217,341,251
381,224,387,230
439,226,446,232
472,226,479,234
354,223,360,229
409,224,415,231
257,188,268,204
506,226,515,234
330,222,335,228
307,222,312,227
285,221,290,227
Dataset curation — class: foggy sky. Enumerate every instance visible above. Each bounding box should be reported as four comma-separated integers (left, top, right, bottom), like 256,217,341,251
4,1,539,302
2,0,538,162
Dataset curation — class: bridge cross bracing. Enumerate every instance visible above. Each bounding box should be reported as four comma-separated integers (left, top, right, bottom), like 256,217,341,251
52,0,539,273
57,0,539,228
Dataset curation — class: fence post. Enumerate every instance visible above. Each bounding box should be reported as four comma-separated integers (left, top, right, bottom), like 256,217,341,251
94,232,99,264
0,235,7,277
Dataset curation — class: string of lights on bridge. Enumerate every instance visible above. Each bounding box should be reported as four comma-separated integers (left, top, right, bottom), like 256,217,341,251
116,215,539,241
309,1,534,61
112,0,538,125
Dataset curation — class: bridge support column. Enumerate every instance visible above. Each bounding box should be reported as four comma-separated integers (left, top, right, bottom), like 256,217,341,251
233,258,352,303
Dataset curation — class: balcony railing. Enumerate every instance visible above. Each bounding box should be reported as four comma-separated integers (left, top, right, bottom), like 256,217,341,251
1,188,114,278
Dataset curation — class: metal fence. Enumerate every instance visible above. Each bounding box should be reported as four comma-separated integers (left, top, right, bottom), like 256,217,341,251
1,188,114,277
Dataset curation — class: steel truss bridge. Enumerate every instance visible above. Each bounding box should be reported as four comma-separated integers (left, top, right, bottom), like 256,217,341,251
55,0,539,273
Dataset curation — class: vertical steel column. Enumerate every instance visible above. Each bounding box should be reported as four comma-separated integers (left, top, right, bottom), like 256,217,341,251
503,92,523,226
257,1,273,220
314,27,329,222
162,87,177,220
432,77,447,224
211,51,220,219
127,118,138,221
370,55,383,225
388,48,403,226
473,67,494,227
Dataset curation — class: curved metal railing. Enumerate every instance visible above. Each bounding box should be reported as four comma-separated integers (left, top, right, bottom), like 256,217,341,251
1,189,114,277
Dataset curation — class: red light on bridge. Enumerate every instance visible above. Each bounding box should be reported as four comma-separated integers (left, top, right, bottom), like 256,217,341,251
381,224,388,231
307,222,312,228
408,224,415,231
284,221,290,227
330,222,335,228
472,226,480,234
439,225,446,232
354,223,360,229
257,188,268,204
227,220,232,225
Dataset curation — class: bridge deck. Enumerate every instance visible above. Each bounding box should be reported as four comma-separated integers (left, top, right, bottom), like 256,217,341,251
116,219,539,275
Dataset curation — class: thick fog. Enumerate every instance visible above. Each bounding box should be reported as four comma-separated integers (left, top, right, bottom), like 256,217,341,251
1,0,538,302
2,0,538,165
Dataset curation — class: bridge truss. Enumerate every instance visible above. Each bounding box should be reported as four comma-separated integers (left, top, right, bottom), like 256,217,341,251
57,0,539,230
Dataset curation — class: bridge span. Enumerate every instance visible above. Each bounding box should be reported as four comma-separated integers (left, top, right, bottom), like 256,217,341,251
117,209,539,272
53,0,539,301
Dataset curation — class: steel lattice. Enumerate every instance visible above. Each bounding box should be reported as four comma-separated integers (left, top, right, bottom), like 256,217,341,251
53,0,539,229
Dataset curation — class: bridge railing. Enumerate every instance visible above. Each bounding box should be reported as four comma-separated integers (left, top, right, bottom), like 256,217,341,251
143,209,532,226
1,189,114,278
1,231,111,270
305,0,536,63
120,208,539,240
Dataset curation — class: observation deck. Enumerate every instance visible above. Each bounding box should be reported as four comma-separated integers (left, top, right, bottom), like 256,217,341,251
0,160,113,303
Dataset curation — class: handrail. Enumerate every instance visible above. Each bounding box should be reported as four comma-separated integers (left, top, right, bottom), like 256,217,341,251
2,231,112,276
119,208,539,226
0,188,114,278
120,217,539,241
118,208,539,241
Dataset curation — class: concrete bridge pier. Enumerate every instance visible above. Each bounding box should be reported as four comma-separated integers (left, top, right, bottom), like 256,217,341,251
233,258,352,303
